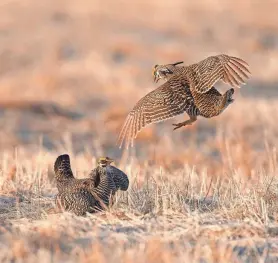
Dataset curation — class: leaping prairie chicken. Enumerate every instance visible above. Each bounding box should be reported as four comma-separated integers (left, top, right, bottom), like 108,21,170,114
89,157,129,211
117,54,251,149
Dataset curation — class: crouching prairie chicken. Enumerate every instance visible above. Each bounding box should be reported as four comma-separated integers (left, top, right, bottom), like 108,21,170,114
117,54,251,149
54,154,97,216
54,155,129,215
89,157,129,211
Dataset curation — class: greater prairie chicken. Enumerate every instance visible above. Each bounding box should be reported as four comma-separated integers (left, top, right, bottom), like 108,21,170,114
54,154,97,216
118,54,251,149
89,157,129,211
54,154,98,193
55,155,129,214
55,191,96,216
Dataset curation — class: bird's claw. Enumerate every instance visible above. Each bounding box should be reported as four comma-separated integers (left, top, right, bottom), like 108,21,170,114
172,123,185,131
172,121,192,131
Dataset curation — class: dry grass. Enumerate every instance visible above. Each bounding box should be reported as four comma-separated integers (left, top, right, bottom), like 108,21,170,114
0,0,278,262
1,143,278,262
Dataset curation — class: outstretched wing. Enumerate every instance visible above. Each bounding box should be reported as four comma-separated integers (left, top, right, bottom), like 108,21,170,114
106,165,129,191
189,54,251,93
54,154,74,179
117,81,194,149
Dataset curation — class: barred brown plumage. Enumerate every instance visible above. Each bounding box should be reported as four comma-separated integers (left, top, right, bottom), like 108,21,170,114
55,191,96,216
54,154,97,216
117,54,251,149
107,165,129,191
54,154,98,194
89,157,129,211
54,155,129,214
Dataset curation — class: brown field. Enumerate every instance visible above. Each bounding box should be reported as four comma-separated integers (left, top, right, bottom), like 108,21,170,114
1,0,278,262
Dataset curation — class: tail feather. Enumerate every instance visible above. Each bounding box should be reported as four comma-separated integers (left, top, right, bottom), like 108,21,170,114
54,154,74,179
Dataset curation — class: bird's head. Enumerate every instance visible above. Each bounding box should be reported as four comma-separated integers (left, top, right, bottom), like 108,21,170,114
98,157,114,167
152,61,184,83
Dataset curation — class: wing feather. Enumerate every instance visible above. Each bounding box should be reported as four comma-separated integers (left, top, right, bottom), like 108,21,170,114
190,54,251,93
54,154,74,179
225,63,245,84
106,166,129,191
117,82,193,149
229,60,250,79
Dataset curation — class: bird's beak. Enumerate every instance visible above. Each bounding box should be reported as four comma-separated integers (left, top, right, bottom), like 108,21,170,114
153,73,159,83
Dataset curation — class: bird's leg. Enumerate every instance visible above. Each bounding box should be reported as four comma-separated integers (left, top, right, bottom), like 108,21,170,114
172,115,197,131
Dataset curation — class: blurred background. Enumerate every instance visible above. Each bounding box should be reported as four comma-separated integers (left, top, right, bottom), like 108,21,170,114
0,0,277,173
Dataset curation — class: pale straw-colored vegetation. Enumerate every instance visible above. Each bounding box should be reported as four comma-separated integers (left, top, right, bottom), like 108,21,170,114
0,0,278,262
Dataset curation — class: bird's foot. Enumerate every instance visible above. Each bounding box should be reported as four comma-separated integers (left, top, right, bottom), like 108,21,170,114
172,121,192,131
226,88,235,103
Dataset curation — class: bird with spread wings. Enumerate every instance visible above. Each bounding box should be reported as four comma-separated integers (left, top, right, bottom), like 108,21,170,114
117,54,251,149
